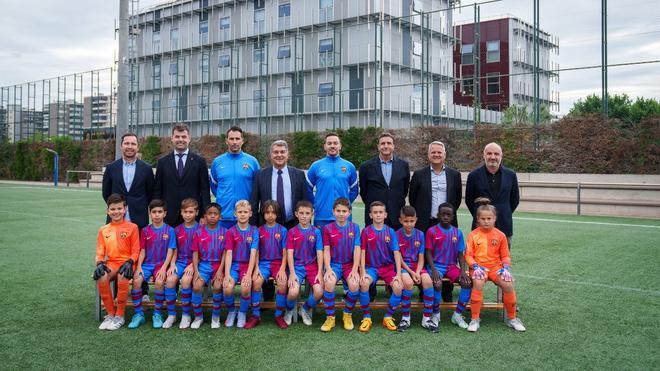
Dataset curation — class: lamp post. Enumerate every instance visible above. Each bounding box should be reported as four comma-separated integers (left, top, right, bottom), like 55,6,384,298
45,148,59,187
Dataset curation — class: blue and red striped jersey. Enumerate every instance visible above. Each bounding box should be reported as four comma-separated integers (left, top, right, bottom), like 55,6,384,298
226,225,259,263
258,224,287,262
396,228,425,265
425,224,465,267
140,224,176,265
286,225,323,266
192,225,228,263
322,222,360,264
360,225,399,268
174,222,200,266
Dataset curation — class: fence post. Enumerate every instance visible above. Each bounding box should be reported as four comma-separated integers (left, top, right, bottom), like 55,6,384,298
45,148,59,187
66,171,70,187
576,182,582,215
87,172,90,188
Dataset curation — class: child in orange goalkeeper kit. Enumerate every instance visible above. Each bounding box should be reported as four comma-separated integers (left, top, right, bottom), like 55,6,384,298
94,194,140,330
464,198,525,332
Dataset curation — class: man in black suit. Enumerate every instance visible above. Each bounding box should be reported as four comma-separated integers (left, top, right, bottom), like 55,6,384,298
102,132,154,229
153,123,211,226
359,132,410,229
409,141,462,231
409,141,463,303
465,142,520,248
251,140,310,229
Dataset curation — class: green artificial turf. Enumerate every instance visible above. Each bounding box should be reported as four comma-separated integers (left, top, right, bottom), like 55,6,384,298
0,183,658,370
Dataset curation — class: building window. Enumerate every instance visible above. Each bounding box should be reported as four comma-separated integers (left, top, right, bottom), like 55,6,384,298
169,61,178,75
461,43,474,65
169,98,178,121
199,54,210,82
278,86,292,114
219,91,230,118
278,45,291,59
411,84,422,114
487,104,500,111
319,0,333,22
413,41,422,56
170,27,179,50
219,55,231,67
461,75,474,96
152,29,161,54
253,89,266,116
253,44,265,75
152,98,160,123
199,20,209,43
487,40,500,63
152,60,161,89
254,9,265,34
487,73,500,94
219,16,231,40
279,3,291,30
198,95,209,120
319,38,334,67
412,0,424,13
318,82,334,111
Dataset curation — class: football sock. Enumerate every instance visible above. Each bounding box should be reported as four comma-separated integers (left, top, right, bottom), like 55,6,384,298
180,287,192,316
131,288,143,315
192,291,203,318
303,293,319,311
456,287,471,315
165,287,177,316
275,290,287,317
344,290,358,313
154,289,165,313
385,292,402,318
401,289,413,318
359,291,371,319
422,287,434,318
97,281,115,317
212,292,223,317
323,290,336,317
224,293,235,312
503,291,517,320
239,295,250,314
115,280,130,317
433,288,442,314
470,289,483,320
251,290,262,318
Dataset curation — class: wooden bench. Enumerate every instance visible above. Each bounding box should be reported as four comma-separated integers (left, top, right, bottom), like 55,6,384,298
96,279,503,322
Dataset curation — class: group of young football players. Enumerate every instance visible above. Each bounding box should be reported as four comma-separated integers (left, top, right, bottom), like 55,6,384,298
94,194,525,333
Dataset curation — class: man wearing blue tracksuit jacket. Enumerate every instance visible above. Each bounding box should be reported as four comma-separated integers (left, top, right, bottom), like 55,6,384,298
305,132,359,227
210,126,260,228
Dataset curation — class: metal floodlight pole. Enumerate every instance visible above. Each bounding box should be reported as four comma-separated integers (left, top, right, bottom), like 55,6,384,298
116,0,130,160
602,0,608,118
45,148,59,187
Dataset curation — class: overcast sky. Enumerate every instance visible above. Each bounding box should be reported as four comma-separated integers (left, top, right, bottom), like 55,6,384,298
0,0,658,114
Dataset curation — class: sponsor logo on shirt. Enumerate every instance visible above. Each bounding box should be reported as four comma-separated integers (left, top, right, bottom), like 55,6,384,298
104,234,112,239
330,234,339,238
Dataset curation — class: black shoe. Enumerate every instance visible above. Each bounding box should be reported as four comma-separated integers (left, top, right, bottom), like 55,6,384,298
397,319,410,332
426,324,439,333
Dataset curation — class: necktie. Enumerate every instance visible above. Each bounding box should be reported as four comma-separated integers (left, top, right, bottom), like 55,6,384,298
177,153,184,178
277,169,285,219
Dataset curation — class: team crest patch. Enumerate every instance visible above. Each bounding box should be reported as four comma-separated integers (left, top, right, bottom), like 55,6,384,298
452,236,458,243
308,235,316,242
218,235,224,241
491,239,498,246
385,235,391,243
243,163,249,169
120,232,128,239
348,232,354,238
163,234,169,240
341,166,347,173
414,240,421,247
247,236,253,243
275,233,281,240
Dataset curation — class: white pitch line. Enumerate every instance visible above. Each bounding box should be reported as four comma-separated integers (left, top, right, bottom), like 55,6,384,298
0,185,100,193
511,216,660,229
516,273,660,296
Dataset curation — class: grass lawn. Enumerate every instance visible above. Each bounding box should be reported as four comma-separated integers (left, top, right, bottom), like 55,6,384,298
0,183,658,370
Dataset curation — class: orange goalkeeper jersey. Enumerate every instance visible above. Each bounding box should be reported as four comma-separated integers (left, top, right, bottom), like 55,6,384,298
96,220,140,264
465,227,511,269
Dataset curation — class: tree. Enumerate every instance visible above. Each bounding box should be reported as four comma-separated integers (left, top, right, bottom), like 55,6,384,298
501,104,552,125
630,97,660,123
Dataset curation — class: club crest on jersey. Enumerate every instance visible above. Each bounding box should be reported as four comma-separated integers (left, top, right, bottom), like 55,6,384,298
385,235,391,243
308,235,316,242
242,163,249,169
341,166,347,173
120,232,128,239
452,236,458,243
348,232,354,238
247,236,253,243
414,240,421,247
275,233,281,240
218,235,224,241
163,234,169,240
491,239,498,246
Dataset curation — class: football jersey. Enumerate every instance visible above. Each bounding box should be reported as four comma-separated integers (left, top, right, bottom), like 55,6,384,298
174,222,200,266
360,225,399,268
96,220,140,264
192,225,228,263
286,225,323,266
322,221,360,264
226,225,259,263
425,224,465,268
396,228,425,265
258,223,287,261
140,224,177,265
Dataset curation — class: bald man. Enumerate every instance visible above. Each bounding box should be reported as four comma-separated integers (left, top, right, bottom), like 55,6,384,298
465,142,520,248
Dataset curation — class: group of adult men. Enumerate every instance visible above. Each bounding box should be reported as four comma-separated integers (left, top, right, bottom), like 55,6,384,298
102,124,520,301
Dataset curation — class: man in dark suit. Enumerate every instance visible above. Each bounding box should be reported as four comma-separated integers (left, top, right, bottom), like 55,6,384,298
409,141,462,231
465,142,520,248
153,123,211,226
251,140,310,229
359,132,410,229
409,141,463,303
102,132,154,229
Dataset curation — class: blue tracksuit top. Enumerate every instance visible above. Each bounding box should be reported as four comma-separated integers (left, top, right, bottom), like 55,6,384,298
210,151,260,221
305,155,358,222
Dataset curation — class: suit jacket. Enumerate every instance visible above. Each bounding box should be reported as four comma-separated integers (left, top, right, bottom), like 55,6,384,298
102,158,155,229
465,165,520,237
408,165,462,231
153,151,211,226
250,165,310,227
359,155,410,229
